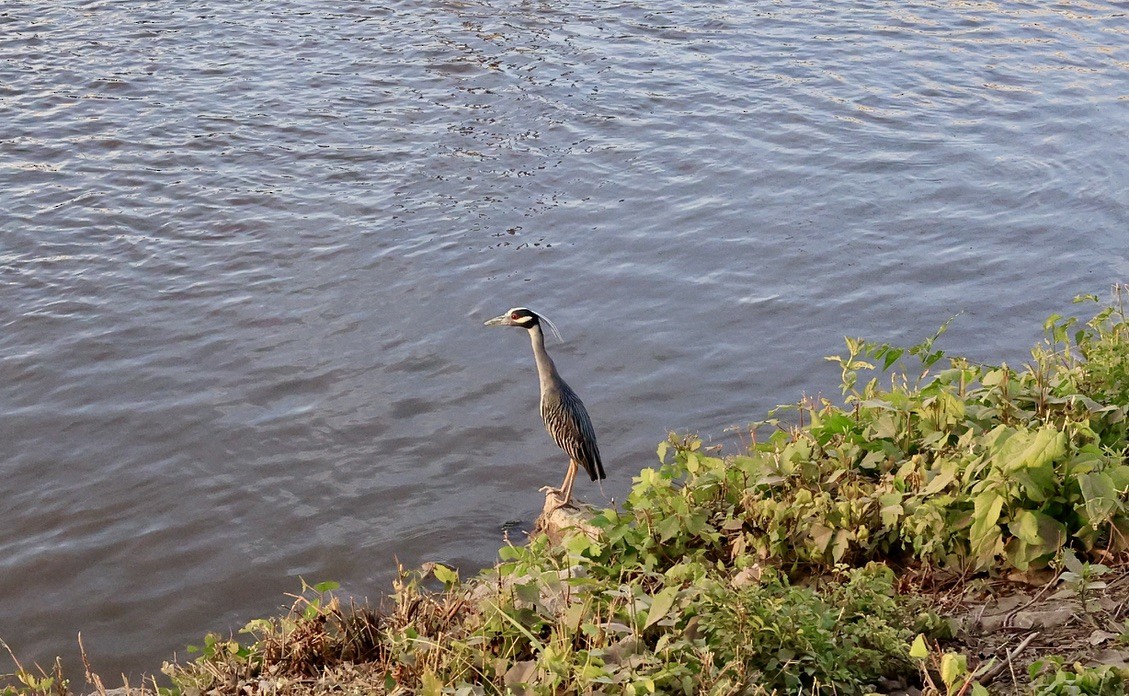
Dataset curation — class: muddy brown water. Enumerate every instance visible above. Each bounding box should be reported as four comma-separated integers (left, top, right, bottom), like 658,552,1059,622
1,0,1127,678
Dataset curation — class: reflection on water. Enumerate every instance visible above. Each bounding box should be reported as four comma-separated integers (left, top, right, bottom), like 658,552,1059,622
1,0,1126,677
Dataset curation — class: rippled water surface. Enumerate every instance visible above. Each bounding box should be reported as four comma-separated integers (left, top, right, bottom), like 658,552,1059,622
2,0,1127,676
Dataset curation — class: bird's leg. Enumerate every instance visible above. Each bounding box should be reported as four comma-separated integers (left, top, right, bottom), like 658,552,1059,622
541,459,574,497
551,460,579,510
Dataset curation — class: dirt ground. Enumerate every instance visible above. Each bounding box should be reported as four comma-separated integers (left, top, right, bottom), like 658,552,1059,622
884,564,1129,695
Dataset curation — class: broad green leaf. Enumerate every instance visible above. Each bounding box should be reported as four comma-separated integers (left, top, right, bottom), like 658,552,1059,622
561,602,586,629
812,412,856,445
432,564,458,586
874,412,899,439
1005,535,1057,571
565,532,597,556
989,427,1061,503
922,469,956,496
940,652,966,688
970,491,1004,541
970,490,1005,565
1061,547,1085,575
1079,472,1120,526
881,347,904,370
859,449,886,470
879,491,904,528
981,369,1007,387
683,511,710,537
655,515,682,542
514,581,541,605
1003,510,1064,569
643,585,679,630
1069,444,1107,474
1019,427,1066,469
1106,464,1129,490
909,634,929,659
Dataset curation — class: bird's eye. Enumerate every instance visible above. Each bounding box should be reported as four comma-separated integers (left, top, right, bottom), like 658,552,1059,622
511,312,520,320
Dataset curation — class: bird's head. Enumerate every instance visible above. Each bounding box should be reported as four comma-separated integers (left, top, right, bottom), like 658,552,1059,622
484,307,563,341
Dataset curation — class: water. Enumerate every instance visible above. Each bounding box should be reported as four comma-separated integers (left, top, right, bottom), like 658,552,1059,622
1,0,1126,678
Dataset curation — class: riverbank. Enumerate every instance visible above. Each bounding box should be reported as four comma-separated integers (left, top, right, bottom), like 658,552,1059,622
5,287,1129,695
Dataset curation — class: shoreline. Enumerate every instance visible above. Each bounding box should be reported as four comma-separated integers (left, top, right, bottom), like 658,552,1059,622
6,289,1129,695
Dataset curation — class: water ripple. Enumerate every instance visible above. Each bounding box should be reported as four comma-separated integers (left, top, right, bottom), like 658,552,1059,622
1,0,1126,676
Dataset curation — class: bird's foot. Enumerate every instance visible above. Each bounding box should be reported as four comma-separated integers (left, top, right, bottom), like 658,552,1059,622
549,498,579,512
539,486,578,511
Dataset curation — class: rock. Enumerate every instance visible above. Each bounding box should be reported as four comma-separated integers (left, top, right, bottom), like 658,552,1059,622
1090,647,1129,669
533,491,601,546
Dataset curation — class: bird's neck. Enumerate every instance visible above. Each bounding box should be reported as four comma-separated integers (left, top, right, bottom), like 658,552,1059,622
528,324,559,394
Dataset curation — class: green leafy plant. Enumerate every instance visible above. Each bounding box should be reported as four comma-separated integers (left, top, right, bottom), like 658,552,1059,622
0,642,66,696
910,634,991,696
1058,548,1112,613
1030,656,1127,695
15,288,1129,696
619,287,1129,576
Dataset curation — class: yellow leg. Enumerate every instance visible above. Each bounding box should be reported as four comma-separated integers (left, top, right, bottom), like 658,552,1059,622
542,460,580,509
557,461,571,494
560,459,579,507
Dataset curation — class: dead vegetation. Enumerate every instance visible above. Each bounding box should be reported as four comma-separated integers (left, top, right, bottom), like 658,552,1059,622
4,508,1129,696
936,565,1129,695
6,290,1129,695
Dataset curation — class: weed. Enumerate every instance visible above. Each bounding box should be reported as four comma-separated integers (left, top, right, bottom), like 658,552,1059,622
158,286,1129,693
8,287,1129,696
1029,657,1127,696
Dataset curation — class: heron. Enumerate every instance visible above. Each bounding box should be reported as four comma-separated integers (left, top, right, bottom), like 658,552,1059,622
484,307,605,507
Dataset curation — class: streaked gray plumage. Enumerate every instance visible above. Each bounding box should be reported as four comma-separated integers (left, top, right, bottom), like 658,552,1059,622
484,307,605,506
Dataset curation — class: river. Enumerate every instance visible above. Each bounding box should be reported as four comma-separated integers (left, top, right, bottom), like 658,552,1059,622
1,0,1126,677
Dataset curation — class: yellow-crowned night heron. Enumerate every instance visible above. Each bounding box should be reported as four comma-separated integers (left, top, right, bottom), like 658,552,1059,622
484,307,606,507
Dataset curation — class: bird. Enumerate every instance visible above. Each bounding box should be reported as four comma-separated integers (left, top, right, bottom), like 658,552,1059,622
484,307,605,508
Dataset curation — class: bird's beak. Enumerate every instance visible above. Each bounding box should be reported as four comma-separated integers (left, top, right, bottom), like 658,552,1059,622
484,313,512,327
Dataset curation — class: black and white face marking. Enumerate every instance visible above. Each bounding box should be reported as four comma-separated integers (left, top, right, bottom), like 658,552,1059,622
484,306,539,328
484,307,563,341
507,307,538,327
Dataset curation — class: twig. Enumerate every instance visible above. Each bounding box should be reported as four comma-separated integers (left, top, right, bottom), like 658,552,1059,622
1,638,26,674
78,632,109,696
977,631,1039,684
